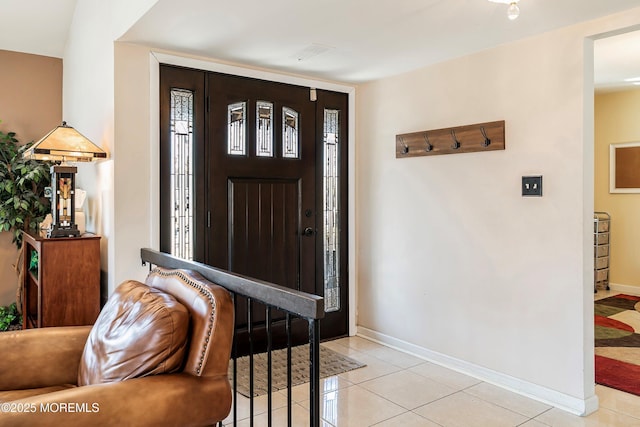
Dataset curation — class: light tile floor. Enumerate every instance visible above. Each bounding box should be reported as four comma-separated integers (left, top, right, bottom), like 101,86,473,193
223,289,640,426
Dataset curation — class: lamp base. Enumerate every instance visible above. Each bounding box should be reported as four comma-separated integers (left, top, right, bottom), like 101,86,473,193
48,224,80,238
49,164,78,238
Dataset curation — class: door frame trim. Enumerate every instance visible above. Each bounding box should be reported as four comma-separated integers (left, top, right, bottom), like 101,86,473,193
150,51,357,335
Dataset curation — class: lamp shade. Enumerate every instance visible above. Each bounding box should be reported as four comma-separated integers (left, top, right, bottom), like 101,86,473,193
23,121,107,162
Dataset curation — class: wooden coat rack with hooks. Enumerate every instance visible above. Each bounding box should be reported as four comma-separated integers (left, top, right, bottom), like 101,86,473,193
396,120,505,158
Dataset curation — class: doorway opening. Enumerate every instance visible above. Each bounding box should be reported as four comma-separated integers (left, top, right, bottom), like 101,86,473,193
592,26,640,399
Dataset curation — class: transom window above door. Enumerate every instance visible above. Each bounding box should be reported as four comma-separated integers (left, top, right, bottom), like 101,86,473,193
227,101,300,159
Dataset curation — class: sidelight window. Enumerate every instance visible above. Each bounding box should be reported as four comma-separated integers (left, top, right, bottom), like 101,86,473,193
169,89,194,260
323,109,340,312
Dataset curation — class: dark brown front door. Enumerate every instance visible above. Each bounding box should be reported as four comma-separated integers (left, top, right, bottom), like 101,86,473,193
160,66,349,347
208,74,318,349
207,73,316,296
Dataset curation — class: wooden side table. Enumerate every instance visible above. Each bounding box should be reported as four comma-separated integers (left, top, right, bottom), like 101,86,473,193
21,232,101,328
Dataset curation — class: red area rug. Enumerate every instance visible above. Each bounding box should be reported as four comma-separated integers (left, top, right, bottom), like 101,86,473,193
594,294,640,396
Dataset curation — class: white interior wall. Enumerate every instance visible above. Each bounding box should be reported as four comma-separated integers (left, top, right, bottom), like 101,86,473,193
356,7,640,416
63,0,116,294
112,42,155,288
64,0,162,296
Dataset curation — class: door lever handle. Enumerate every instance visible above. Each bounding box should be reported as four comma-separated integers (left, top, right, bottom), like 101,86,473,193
303,227,315,237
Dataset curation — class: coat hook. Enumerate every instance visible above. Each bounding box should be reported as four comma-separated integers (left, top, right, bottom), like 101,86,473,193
450,130,461,150
424,134,433,152
399,136,409,154
480,127,491,147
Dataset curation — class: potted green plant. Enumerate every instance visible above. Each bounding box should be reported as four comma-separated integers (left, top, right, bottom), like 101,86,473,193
0,302,21,331
0,123,52,248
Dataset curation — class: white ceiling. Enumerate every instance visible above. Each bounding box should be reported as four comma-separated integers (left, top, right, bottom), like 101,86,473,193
0,0,77,58
2,0,640,89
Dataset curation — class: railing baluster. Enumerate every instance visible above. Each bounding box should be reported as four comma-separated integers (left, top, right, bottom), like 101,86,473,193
232,294,238,427
248,298,254,427
286,313,292,427
309,319,321,427
266,306,273,427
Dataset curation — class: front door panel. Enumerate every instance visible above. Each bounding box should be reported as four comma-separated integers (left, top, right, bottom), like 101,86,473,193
228,178,299,289
208,74,316,348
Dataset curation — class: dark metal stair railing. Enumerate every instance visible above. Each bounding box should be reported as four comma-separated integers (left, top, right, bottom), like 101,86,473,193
140,248,324,427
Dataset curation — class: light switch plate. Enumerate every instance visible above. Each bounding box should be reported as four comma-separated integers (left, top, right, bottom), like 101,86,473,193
522,176,542,197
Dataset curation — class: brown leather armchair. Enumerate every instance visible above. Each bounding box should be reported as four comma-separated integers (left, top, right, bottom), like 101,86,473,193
0,268,234,427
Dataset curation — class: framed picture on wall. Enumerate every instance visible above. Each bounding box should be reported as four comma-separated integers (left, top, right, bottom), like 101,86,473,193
610,141,640,193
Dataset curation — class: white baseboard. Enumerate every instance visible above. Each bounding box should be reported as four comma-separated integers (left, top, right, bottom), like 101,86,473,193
356,326,599,416
608,282,640,296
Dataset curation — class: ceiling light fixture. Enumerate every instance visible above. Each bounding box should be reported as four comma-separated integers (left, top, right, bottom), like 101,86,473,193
489,0,521,21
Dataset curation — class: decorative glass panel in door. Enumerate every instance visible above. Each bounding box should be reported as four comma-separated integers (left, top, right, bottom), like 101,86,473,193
228,102,246,156
256,101,274,157
323,109,340,311
282,107,299,158
170,88,194,260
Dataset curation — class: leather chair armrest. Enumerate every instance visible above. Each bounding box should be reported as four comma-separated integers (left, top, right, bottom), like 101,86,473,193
0,326,91,390
0,373,232,427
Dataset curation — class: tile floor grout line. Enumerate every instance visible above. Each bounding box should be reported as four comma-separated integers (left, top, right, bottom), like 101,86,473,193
368,409,448,427
459,386,551,420
352,368,420,412
409,409,447,427
529,407,555,426
356,364,472,412
515,416,536,427
344,363,478,424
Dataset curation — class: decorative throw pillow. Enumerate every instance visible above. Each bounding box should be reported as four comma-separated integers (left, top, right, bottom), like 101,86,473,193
78,280,190,386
